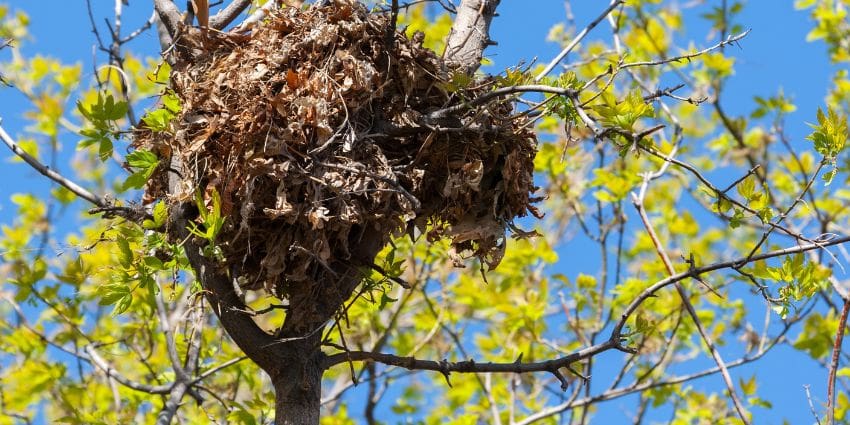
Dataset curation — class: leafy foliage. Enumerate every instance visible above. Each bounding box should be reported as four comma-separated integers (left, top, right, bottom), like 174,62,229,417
77,92,128,161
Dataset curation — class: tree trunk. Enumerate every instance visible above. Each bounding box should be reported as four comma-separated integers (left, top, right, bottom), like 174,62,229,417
272,338,324,425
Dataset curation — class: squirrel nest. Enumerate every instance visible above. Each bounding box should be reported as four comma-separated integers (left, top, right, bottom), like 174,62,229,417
133,0,541,297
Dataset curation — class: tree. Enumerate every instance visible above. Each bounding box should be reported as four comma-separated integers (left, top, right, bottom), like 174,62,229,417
0,0,849,424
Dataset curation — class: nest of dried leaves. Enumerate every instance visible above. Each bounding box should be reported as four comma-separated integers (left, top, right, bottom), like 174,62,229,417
133,0,540,297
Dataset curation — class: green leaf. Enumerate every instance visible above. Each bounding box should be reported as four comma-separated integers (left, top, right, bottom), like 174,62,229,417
729,208,745,228
116,237,133,268
807,107,847,159
379,292,397,309
126,150,158,168
739,375,757,396
592,89,655,132
736,175,756,199
122,150,160,190
143,200,168,229
97,283,130,305
142,91,181,132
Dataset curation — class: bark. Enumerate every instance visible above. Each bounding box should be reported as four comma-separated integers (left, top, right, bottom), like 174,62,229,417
443,0,501,74
272,337,324,425
153,0,182,39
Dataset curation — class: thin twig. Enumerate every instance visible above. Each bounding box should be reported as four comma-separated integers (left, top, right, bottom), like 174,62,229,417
640,146,817,244
536,1,625,81
155,282,190,382
805,384,823,425
827,298,850,424
514,351,763,425
189,356,247,385
611,235,850,341
427,84,577,120
84,344,172,394
121,11,157,43
743,159,827,262
620,30,750,70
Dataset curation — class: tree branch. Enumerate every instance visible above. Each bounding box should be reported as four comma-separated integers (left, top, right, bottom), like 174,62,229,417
611,235,850,343
155,381,190,425
84,344,172,394
514,343,778,425
153,0,183,40
153,12,175,58
827,297,850,424
231,0,279,33
155,282,191,381
324,337,630,391
169,203,285,376
443,0,501,74
620,30,750,70
210,0,251,29
427,84,577,121
535,1,624,82
0,122,108,208
189,356,247,385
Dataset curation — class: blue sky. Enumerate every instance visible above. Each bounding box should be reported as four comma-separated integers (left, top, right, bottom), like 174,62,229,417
0,1,842,424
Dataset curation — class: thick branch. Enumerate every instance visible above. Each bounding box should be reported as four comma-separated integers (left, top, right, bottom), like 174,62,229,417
210,0,251,29
153,12,175,57
443,0,500,74
153,0,183,40
169,204,285,377
155,381,190,425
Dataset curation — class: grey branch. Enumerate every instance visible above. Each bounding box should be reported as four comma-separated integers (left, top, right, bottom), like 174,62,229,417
325,234,850,399
153,9,175,58
84,344,172,394
231,0,279,32
324,337,630,391
443,0,501,74
0,122,108,208
153,0,182,39
210,0,251,29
